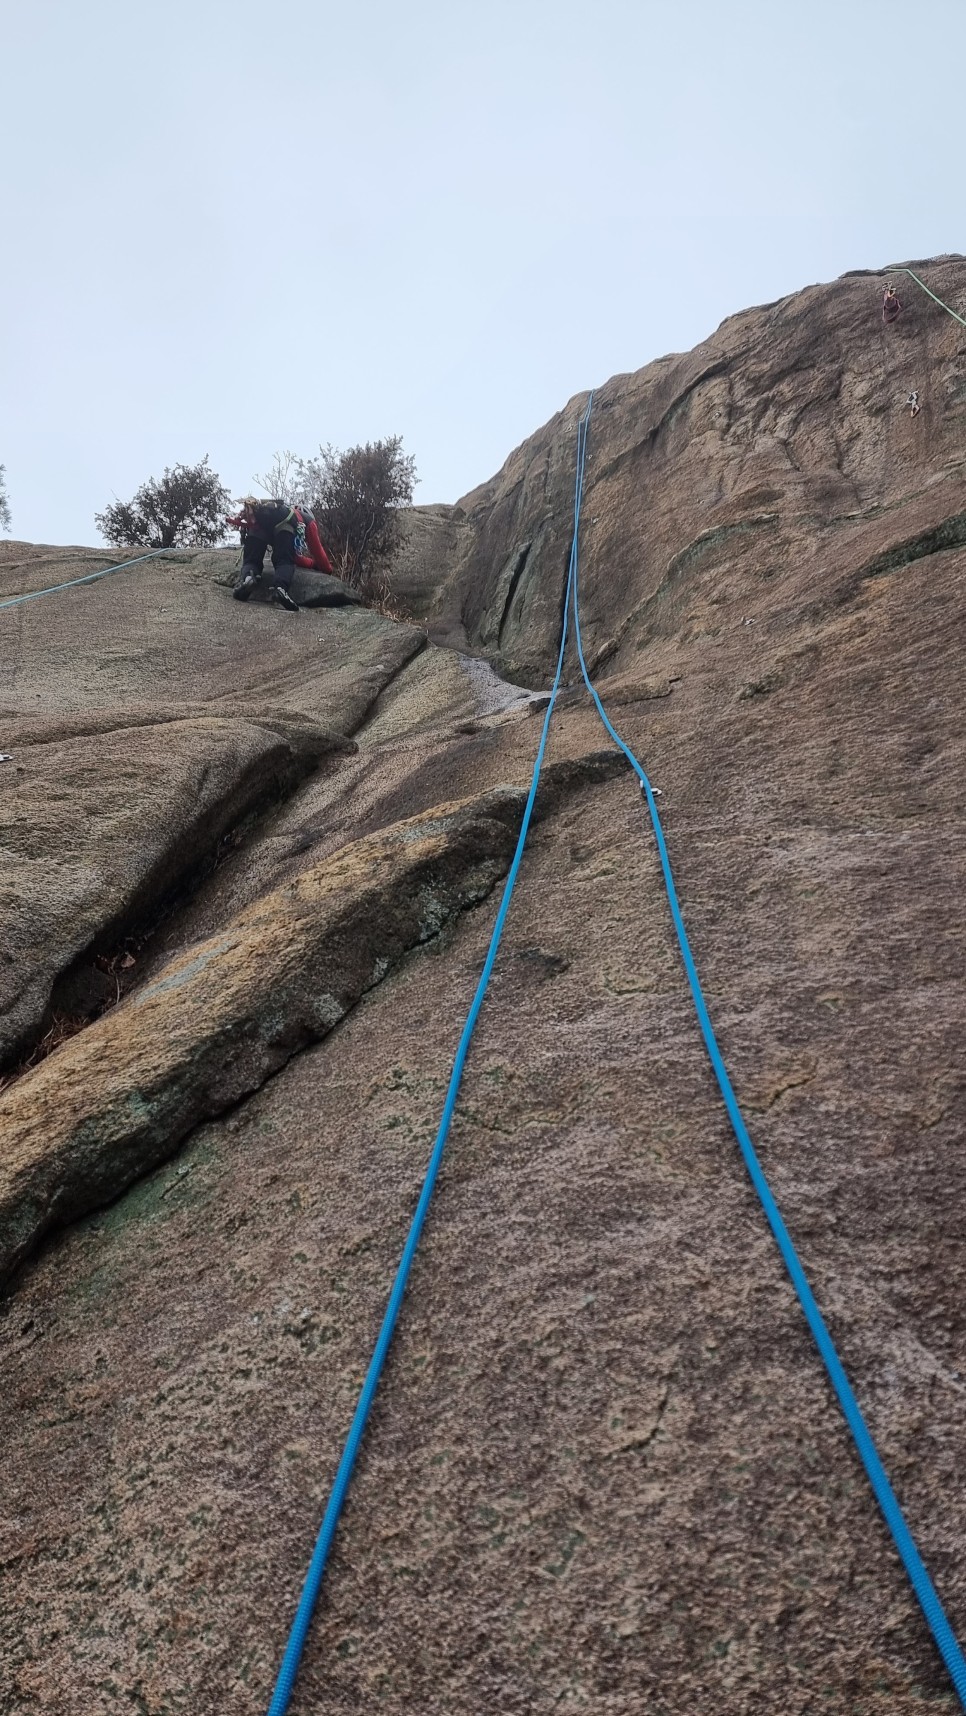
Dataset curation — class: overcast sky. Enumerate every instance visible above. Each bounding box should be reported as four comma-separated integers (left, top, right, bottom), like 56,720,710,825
2,0,963,546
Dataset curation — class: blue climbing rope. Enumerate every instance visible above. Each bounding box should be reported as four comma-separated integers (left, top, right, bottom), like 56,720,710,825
570,405,966,1708
263,396,596,1716
263,389,963,1709
0,547,174,610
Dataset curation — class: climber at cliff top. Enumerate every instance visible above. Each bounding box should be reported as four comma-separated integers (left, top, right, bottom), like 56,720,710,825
227,497,334,610
882,285,903,324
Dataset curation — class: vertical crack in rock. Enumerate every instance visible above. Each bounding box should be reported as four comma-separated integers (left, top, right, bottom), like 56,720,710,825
496,542,534,651
0,717,354,1076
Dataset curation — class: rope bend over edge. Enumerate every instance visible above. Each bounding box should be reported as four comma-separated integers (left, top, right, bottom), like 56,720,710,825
886,265,966,329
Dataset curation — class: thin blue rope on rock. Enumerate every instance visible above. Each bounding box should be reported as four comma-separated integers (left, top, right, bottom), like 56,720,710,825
264,397,596,1716
0,547,174,610
569,405,966,1710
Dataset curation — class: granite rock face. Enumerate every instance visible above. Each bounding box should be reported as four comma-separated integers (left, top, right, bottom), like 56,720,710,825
0,554,427,1069
0,788,527,1286
0,710,346,1069
212,557,366,608
1,259,965,1716
290,567,365,608
396,256,966,685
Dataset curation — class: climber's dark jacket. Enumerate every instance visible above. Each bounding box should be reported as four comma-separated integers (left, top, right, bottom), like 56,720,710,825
242,501,297,543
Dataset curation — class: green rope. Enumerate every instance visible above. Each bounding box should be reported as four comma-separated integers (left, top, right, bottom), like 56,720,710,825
887,266,966,330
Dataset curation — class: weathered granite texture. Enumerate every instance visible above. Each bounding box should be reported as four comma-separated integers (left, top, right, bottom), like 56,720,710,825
1,258,964,1715
395,256,966,689
0,789,528,1286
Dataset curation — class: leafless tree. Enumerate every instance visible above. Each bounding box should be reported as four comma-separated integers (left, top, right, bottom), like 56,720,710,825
252,450,308,505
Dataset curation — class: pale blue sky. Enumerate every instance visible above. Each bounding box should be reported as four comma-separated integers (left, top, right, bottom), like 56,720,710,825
2,0,962,544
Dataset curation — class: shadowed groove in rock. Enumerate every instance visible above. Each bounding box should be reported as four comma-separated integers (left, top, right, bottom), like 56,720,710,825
0,788,529,1290
495,542,533,650
0,752,632,1293
845,510,966,594
0,713,354,1076
665,515,781,585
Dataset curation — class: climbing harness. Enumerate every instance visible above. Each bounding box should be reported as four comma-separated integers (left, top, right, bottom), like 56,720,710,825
263,397,966,1712
262,402,596,1716
887,266,966,330
0,547,174,610
568,405,966,1710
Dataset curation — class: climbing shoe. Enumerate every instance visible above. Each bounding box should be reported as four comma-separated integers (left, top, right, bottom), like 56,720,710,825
233,568,257,601
271,584,300,612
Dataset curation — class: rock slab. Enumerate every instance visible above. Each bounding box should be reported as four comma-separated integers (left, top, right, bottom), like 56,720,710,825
0,787,525,1287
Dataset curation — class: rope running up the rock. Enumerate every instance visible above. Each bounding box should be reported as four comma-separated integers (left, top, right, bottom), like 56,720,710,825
263,395,965,1711
568,403,966,1710
262,400,595,1716
0,547,174,610
887,265,966,329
